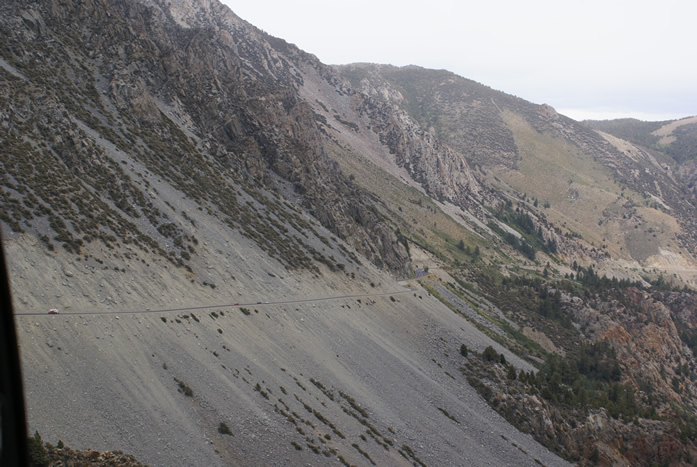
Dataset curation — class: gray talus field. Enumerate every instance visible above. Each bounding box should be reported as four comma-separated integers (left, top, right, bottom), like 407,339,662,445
12,242,565,466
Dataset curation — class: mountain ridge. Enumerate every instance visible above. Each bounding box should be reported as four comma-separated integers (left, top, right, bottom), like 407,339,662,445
343,63,697,275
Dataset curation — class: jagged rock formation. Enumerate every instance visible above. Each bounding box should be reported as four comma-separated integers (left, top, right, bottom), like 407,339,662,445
335,64,697,283
585,117,697,254
461,284,697,465
0,0,409,275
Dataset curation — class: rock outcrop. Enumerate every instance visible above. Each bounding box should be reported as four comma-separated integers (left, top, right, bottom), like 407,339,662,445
0,0,409,274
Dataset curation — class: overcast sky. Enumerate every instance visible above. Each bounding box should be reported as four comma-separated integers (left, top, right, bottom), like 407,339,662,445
222,0,696,122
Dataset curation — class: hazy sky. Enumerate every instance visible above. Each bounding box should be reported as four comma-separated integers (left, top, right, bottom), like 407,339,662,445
222,0,696,122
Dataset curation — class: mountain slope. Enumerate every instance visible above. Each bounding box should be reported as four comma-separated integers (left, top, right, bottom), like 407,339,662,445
2,0,697,465
585,116,697,222
336,64,697,284
0,0,408,276
584,116,697,163
0,0,565,465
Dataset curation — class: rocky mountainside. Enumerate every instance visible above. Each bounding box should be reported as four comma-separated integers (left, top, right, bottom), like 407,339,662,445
585,116,697,209
584,116,697,164
0,0,408,277
2,0,697,465
336,64,697,283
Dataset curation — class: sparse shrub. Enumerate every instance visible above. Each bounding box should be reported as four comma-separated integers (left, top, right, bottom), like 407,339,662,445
255,383,269,399
175,378,193,397
352,443,376,465
460,344,468,357
339,391,369,418
482,345,499,362
28,431,49,466
218,422,232,436
437,407,460,424
590,446,599,463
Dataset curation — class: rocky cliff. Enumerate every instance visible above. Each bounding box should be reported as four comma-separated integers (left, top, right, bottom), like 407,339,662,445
335,64,697,284
0,0,409,275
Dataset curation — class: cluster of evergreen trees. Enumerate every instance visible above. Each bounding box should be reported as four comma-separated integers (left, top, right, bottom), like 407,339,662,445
504,342,648,420
489,205,557,261
473,339,647,420
537,288,571,328
488,222,537,260
499,276,572,329
456,239,480,260
566,262,643,290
